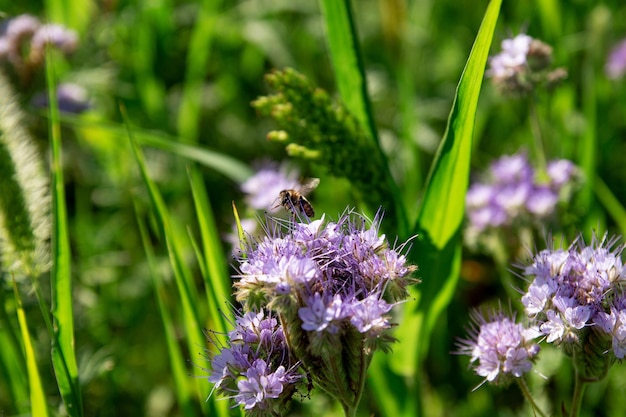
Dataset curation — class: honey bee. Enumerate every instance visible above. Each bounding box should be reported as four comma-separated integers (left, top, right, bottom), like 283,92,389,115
275,178,320,218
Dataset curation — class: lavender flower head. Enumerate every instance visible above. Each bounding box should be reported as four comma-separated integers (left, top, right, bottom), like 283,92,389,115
521,234,626,378
457,309,540,387
31,83,90,114
606,38,626,80
487,33,566,94
0,15,78,83
232,210,418,410
465,152,580,247
207,310,303,415
241,161,300,212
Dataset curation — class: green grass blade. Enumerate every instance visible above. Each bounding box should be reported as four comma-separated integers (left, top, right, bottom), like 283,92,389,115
188,166,231,339
318,0,377,142
125,113,211,411
134,0,170,121
57,114,252,183
177,0,223,142
136,210,199,417
391,0,502,381
11,279,49,417
46,50,83,417
318,0,409,235
0,292,29,413
594,175,626,236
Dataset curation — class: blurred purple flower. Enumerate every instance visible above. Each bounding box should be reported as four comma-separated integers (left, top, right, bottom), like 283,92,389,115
241,161,300,211
465,152,579,235
31,83,90,114
31,23,78,55
547,159,577,188
487,34,532,79
606,38,626,79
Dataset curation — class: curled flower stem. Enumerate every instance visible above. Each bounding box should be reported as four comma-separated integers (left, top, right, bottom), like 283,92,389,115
516,378,548,417
528,96,548,176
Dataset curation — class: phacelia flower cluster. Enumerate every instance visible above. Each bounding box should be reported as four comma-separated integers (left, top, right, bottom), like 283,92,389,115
0,15,78,84
209,210,417,414
207,310,303,415
457,309,540,387
521,234,626,373
465,152,579,241
487,33,567,94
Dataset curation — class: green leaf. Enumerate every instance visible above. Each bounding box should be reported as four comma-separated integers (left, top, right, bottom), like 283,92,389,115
0,292,29,413
57,114,252,184
47,49,84,417
12,279,49,417
390,0,502,391
188,166,231,341
318,0,408,236
318,0,377,142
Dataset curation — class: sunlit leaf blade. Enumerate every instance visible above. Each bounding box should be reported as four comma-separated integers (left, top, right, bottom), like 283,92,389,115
46,49,83,417
0,310,29,413
318,0,408,236
57,113,252,184
390,0,502,384
594,175,626,236
188,166,231,341
12,279,49,417
318,0,376,142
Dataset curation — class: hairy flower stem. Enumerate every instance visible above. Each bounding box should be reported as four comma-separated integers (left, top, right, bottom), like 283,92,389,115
516,378,548,417
570,353,588,417
493,234,524,312
528,95,548,177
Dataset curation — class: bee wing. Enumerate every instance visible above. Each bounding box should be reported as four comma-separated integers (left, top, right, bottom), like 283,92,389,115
299,178,320,195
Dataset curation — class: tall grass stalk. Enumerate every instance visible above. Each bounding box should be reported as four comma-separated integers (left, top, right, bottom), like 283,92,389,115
46,51,84,417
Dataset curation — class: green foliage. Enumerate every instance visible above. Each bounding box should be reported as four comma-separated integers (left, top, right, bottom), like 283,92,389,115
1,0,626,416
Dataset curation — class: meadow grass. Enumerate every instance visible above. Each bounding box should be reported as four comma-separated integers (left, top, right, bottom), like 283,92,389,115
1,1,626,416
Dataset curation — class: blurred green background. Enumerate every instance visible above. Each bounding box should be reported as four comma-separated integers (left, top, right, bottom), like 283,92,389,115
2,0,626,416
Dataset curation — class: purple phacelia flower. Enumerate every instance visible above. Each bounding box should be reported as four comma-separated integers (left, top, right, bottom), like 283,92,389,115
229,209,418,411
457,309,540,387
206,309,303,415
521,234,626,360
235,359,288,410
